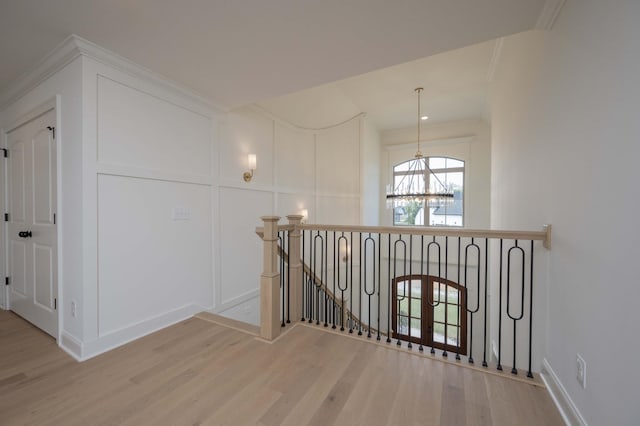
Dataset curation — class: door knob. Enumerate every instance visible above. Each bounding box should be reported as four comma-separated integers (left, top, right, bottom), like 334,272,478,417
18,231,32,238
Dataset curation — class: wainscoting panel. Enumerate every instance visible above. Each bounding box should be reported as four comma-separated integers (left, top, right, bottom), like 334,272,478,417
97,76,211,177
218,187,273,304
97,174,212,336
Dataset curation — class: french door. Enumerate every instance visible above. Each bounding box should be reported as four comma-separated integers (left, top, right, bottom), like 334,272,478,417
392,274,467,354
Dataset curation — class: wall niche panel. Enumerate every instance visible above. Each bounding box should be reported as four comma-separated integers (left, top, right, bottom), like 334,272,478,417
221,108,274,186
276,192,315,222
97,174,212,336
97,76,211,177
317,195,360,225
316,120,360,195
275,123,315,192
219,187,273,304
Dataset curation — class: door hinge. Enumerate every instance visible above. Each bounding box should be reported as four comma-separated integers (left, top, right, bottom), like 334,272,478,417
1,148,7,158
54,298,57,310
4,213,8,222
5,277,9,286
53,213,56,225
47,126,55,139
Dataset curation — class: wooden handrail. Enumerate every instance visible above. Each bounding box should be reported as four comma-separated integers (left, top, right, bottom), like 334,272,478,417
257,224,551,249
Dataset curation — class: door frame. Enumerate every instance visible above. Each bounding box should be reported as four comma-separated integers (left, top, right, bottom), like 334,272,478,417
391,273,468,354
2,96,62,341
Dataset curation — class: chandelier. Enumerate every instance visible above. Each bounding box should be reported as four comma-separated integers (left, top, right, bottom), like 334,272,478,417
386,87,454,209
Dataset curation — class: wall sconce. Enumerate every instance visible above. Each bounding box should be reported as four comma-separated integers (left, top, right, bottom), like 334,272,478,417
243,154,257,182
300,209,308,224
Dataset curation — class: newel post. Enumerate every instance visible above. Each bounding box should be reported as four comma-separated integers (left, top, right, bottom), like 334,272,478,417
260,216,281,340
287,215,304,322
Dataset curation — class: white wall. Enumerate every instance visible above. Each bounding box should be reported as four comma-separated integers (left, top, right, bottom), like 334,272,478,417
0,57,84,340
1,38,219,360
380,119,491,228
215,106,363,324
79,56,216,357
490,2,640,423
361,117,381,225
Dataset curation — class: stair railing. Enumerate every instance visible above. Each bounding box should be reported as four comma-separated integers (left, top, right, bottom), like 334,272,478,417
257,215,551,378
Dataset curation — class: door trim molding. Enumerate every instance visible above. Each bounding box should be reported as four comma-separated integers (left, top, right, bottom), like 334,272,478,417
4,98,56,134
1,97,61,342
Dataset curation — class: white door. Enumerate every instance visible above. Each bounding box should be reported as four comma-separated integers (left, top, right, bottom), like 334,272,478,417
6,109,58,337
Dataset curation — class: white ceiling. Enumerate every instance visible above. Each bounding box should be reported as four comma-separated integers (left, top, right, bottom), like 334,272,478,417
0,0,546,109
257,38,498,130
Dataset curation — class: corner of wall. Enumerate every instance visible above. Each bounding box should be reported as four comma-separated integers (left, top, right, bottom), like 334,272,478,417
541,358,587,426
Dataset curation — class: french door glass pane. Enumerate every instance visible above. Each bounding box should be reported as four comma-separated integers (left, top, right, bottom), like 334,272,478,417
410,318,421,338
447,325,460,346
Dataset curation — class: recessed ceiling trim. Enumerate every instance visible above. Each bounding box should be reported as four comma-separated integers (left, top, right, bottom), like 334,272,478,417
487,38,505,82
250,104,366,133
384,136,474,151
536,0,567,30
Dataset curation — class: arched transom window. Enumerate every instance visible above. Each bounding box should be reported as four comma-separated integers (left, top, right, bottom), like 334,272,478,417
392,156,464,227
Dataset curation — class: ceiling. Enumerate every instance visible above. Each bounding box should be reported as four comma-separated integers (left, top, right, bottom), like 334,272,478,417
257,38,498,130
0,0,546,110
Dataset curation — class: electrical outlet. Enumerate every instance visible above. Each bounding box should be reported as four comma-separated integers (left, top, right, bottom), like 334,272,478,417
71,300,77,318
576,354,586,388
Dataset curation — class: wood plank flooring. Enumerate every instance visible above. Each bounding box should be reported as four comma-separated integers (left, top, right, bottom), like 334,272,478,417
0,310,564,425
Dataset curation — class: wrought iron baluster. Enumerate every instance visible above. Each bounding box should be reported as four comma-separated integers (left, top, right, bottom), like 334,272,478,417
377,232,382,341
464,238,481,364
358,232,363,336
426,237,441,355
482,238,488,367
507,240,526,375
387,232,392,343
363,233,376,339
394,235,407,347
456,236,461,361
527,240,535,378
497,239,503,371
337,233,349,332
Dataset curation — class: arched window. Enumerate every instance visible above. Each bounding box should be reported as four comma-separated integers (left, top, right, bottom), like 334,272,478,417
392,274,467,354
392,156,464,227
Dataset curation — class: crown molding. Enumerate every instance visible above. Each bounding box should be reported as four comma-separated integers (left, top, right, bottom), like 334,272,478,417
0,35,81,110
535,0,566,30
486,38,504,83
0,34,226,114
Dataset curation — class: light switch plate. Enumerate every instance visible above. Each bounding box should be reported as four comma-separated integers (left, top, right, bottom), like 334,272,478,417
172,206,191,221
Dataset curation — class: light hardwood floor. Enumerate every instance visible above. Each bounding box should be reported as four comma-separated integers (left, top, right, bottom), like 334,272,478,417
0,310,564,425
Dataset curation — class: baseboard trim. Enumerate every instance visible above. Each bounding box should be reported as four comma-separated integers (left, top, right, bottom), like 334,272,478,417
540,358,587,425
78,304,203,361
59,331,83,361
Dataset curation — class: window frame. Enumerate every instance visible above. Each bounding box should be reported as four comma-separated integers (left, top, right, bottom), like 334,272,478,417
391,274,467,355
391,156,465,227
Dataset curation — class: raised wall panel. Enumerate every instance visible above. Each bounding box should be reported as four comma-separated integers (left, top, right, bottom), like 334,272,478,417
97,76,211,177
276,193,315,223
10,140,26,223
317,196,360,225
32,129,54,224
275,123,315,192
10,240,27,297
219,187,273,304
97,174,212,336
33,244,53,309
316,120,359,195
221,109,274,185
